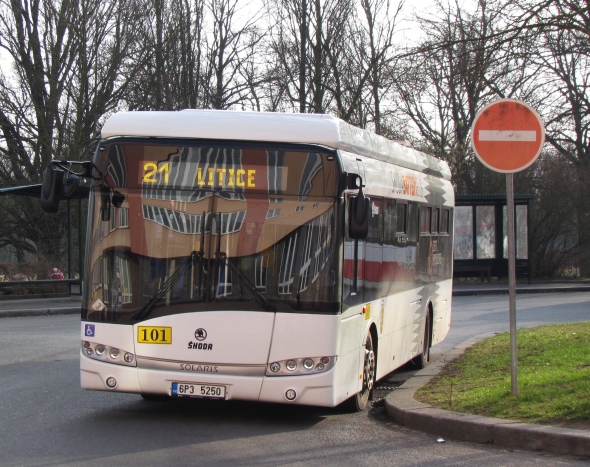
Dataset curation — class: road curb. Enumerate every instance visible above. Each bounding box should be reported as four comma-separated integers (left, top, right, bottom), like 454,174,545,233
384,332,590,458
0,307,80,318
453,286,590,296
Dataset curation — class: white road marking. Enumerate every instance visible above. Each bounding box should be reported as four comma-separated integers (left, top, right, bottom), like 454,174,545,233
478,130,536,142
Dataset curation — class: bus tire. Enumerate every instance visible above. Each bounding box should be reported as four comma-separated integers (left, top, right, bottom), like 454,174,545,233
342,333,376,412
413,311,431,369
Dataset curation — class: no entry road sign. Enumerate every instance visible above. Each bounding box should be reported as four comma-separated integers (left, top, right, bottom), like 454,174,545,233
471,99,545,173
470,98,545,396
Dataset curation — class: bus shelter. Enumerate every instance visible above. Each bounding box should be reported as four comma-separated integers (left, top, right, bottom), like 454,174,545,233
453,194,534,282
0,184,89,294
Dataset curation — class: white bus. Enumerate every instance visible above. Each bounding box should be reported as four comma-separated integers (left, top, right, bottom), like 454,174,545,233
47,110,454,411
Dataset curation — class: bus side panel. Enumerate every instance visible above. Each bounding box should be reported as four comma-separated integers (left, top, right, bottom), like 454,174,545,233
337,313,363,402
431,278,453,346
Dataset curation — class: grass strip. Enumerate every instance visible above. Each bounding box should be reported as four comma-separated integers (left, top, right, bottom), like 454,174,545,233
415,321,590,427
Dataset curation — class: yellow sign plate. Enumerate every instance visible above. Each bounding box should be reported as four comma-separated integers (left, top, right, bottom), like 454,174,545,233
138,326,172,344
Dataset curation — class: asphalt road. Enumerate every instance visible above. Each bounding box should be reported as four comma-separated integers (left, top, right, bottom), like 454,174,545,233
1,293,589,466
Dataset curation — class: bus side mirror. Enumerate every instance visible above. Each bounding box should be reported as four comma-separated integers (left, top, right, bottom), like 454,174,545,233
349,186,369,239
62,173,80,198
40,162,82,213
40,165,65,213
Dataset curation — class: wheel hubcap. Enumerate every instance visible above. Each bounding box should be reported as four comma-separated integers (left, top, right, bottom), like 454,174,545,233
364,348,375,391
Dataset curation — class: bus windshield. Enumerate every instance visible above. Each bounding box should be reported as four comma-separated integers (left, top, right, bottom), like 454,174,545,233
83,140,341,324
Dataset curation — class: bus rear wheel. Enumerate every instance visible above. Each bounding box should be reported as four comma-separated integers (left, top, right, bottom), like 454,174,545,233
343,333,375,412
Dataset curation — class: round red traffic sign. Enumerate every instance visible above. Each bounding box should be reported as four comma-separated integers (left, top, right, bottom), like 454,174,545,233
471,99,545,173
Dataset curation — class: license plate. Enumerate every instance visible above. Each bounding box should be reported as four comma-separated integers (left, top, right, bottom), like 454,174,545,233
171,382,226,399
137,326,172,344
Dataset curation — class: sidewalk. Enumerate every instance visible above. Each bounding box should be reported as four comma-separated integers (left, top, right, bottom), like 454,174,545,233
0,295,81,318
452,280,590,296
1,280,589,318
384,333,590,458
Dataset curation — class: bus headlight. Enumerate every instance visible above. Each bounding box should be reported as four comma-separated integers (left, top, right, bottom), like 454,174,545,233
266,356,336,376
81,341,136,367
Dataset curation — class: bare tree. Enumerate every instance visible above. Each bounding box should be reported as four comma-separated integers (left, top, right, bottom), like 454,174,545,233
66,0,147,156
393,0,537,193
359,0,402,134
0,0,144,262
525,152,581,277
267,0,309,112
201,0,265,109
267,0,355,114
528,25,590,274
126,0,206,110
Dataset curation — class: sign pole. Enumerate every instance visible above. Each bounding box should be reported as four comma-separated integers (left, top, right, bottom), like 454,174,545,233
506,173,518,395
470,99,545,398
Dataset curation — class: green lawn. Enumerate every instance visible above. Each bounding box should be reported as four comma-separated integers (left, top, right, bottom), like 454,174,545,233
415,321,590,427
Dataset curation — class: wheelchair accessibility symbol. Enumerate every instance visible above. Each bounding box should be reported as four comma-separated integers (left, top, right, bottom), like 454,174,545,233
85,324,95,337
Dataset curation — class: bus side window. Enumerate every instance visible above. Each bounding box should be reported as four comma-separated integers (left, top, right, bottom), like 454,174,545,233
384,200,396,244
365,199,384,302
396,202,407,235
408,202,418,243
440,209,450,234
420,206,431,235
431,208,439,234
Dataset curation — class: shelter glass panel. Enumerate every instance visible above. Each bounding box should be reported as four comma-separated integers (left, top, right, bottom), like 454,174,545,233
476,205,495,259
454,206,473,260
503,205,528,259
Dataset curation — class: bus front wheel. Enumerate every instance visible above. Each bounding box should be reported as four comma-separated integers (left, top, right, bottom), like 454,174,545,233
413,312,431,369
343,333,375,412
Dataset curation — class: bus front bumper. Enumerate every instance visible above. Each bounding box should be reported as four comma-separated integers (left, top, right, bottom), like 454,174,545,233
80,352,342,407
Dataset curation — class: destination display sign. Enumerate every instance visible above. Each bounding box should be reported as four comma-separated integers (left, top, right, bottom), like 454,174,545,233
100,143,337,197
141,161,264,190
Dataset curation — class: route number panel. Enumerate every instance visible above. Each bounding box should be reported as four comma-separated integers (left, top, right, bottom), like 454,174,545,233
137,326,172,344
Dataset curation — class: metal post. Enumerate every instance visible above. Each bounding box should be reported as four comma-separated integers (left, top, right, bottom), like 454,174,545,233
67,198,72,280
78,198,83,281
506,173,518,395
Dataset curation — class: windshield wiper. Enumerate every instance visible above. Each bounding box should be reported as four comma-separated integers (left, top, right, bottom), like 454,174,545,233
215,252,276,312
132,251,201,321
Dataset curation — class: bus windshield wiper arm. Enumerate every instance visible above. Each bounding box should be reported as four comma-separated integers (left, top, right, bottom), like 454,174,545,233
132,251,200,321
215,252,276,312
